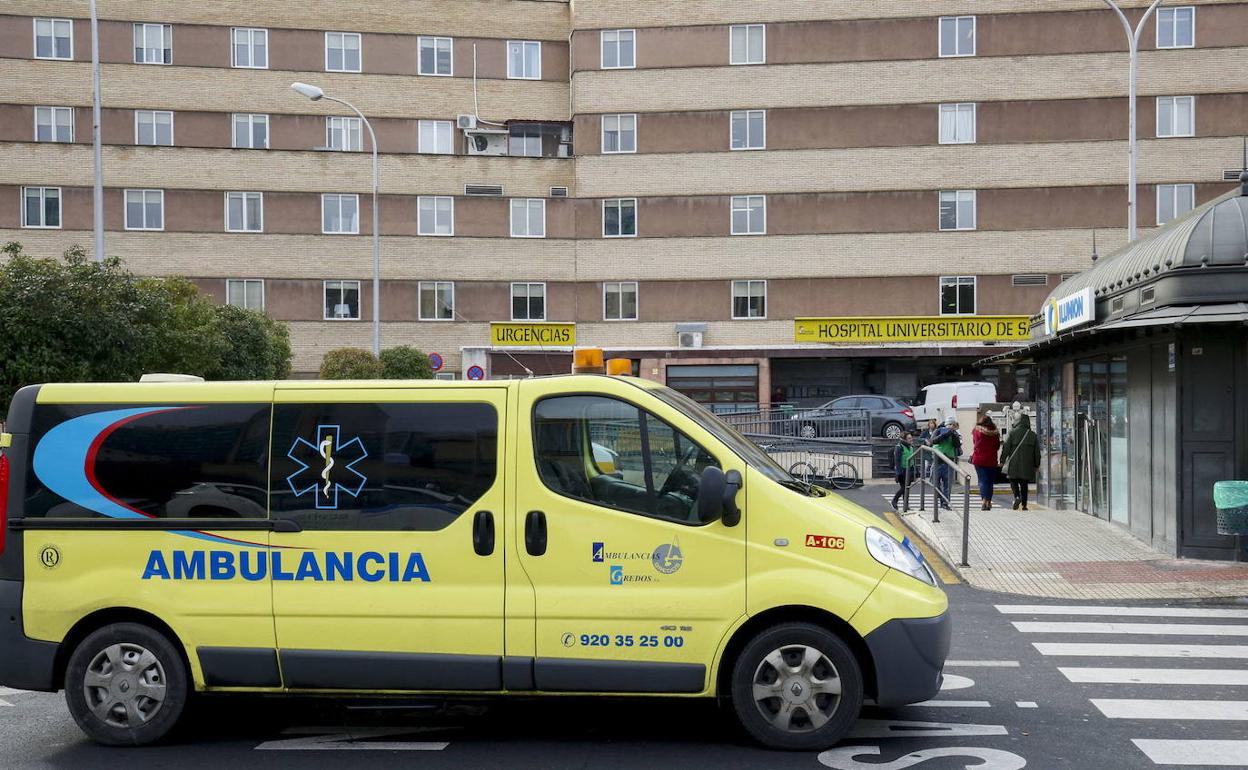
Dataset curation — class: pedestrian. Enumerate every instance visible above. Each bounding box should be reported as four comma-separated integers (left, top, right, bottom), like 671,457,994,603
919,418,938,480
999,413,1041,510
929,416,960,510
890,431,917,511
970,414,1001,510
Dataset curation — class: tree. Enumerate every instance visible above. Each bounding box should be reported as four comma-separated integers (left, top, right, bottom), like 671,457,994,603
320,347,383,379
0,242,293,413
380,346,434,379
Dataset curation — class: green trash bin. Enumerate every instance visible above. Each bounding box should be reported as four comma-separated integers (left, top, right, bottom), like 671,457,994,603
1213,480,1248,535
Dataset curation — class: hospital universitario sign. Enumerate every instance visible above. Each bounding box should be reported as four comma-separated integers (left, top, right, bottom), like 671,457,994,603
794,316,1031,344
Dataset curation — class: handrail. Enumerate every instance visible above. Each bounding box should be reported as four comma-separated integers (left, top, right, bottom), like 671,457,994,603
900,444,973,567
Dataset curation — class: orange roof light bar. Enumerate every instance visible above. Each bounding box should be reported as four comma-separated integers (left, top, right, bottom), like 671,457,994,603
572,347,605,374
606,358,632,376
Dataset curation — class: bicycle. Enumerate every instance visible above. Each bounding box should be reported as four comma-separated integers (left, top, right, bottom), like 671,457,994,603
788,457,861,490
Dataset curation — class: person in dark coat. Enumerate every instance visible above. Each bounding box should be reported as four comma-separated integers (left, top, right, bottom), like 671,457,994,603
970,415,1001,510
890,431,917,511
999,413,1041,510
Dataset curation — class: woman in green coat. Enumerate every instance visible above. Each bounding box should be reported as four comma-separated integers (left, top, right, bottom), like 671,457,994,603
999,413,1041,510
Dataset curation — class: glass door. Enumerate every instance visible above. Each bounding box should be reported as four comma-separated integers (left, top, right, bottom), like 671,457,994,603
1108,356,1130,524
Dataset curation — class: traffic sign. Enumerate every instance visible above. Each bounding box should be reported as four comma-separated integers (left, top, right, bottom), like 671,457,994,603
466,365,485,381
428,352,444,371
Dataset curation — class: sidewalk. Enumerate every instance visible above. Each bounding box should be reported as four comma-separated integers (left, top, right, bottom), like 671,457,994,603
895,493,1248,600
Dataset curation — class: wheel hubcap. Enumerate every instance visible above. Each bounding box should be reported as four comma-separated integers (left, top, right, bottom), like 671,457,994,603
83,643,167,728
800,425,816,438
752,644,842,733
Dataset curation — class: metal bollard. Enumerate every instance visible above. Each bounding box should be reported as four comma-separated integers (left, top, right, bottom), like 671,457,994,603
960,472,971,567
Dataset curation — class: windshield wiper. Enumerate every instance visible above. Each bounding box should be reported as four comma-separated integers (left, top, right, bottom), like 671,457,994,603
778,478,823,496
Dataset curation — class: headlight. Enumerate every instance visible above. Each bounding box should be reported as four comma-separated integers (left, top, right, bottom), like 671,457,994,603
865,527,936,586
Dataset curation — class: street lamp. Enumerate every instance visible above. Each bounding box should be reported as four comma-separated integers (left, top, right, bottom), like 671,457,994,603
89,0,104,262
1101,0,1165,243
291,82,382,356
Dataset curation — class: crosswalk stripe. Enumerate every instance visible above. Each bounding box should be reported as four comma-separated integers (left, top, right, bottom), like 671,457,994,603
1092,699,1248,720
1033,642,1248,658
913,700,993,708
945,660,1021,668
1059,667,1248,685
997,604,1248,620
1014,621,1248,637
1131,739,1248,765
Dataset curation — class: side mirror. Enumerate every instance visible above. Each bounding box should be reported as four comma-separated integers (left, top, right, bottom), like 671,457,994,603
722,469,743,527
697,466,726,523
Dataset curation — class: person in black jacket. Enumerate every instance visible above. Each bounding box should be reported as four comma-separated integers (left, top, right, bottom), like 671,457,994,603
890,431,917,511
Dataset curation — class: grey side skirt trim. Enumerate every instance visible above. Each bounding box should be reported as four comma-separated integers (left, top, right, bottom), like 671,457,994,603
534,658,706,693
279,650,503,691
198,647,282,688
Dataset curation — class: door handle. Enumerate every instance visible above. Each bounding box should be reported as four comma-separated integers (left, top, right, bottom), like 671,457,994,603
472,510,495,556
525,510,547,556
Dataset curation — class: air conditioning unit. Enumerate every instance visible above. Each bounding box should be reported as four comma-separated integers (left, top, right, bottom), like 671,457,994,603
456,114,478,130
678,331,703,348
466,131,508,156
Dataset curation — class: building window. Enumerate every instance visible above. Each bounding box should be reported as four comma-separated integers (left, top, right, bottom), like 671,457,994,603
603,198,637,237
419,120,453,154
507,40,541,79
133,23,172,65
21,187,61,229
730,24,765,65
1157,96,1194,137
135,110,173,146
322,193,360,234
939,190,977,231
731,195,766,235
232,113,269,149
1156,6,1195,49
324,280,361,320
1157,183,1195,225
730,110,765,150
124,189,164,231
418,36,453,76
226,279,264,311
34,18,73,60
603,281,638,321
511,282,546,321
731,280,767,319
326,32,361,72
326,116,363,152
601,29,635,69
508,125,542,157
510,198,546,238
419,281,454,321
939,16,975,57
940,276,976,315
231,27,268,68
938,103,976,144
225,191,263,232
418,196,454,236
34,106,73,143
602,114,636,154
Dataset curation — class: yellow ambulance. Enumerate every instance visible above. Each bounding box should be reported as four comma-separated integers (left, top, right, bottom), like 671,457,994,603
0,355,948,750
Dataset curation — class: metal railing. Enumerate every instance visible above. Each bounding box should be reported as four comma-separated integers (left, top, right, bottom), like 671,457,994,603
900,445,973,567
722,407,872,443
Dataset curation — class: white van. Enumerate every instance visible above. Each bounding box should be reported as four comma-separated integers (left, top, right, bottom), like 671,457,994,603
912,382,997,423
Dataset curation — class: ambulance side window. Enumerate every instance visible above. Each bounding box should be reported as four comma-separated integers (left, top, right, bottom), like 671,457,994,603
533,395,719,525
269,401,498,531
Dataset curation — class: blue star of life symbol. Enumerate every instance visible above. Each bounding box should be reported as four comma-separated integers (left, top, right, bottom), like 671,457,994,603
286,424,368,509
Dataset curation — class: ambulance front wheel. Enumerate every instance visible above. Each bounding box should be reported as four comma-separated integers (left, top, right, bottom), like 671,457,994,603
65,622,189,746
729,622,864,751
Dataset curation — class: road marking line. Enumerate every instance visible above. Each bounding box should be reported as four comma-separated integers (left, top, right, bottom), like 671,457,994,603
1092,699,1248,720
913,700,992,708
1059,667,1248,685
1015,702,1038,708
946,660,1021,667
1132,739,1248,765
940,674,975,691
1033,642,1248,658
0,700,11,708
848,719,1008,738
1014,621,1248,637
882,510,961,584
0,688,26,697
997,604,1248,619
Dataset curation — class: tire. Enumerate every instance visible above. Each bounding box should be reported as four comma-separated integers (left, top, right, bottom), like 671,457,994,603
788,461,818,484
881,422,904,440
828,461,860,490
65,622,189,746
798,422,818,440
730,622,863,751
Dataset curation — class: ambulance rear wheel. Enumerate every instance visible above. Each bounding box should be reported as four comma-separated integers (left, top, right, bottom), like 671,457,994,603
65,622,189,746
730,622,863,750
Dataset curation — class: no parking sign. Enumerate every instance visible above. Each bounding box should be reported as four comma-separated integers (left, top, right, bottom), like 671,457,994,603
466,365,485,381
428,352,444,371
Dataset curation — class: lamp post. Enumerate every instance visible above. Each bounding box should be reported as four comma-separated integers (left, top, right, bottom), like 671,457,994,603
291,82,381,356
1101,0,1165,243
89,0,104,262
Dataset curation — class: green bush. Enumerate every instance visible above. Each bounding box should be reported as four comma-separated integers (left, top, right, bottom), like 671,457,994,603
0,242,294,413
320,347,383,379
380,346,434,379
